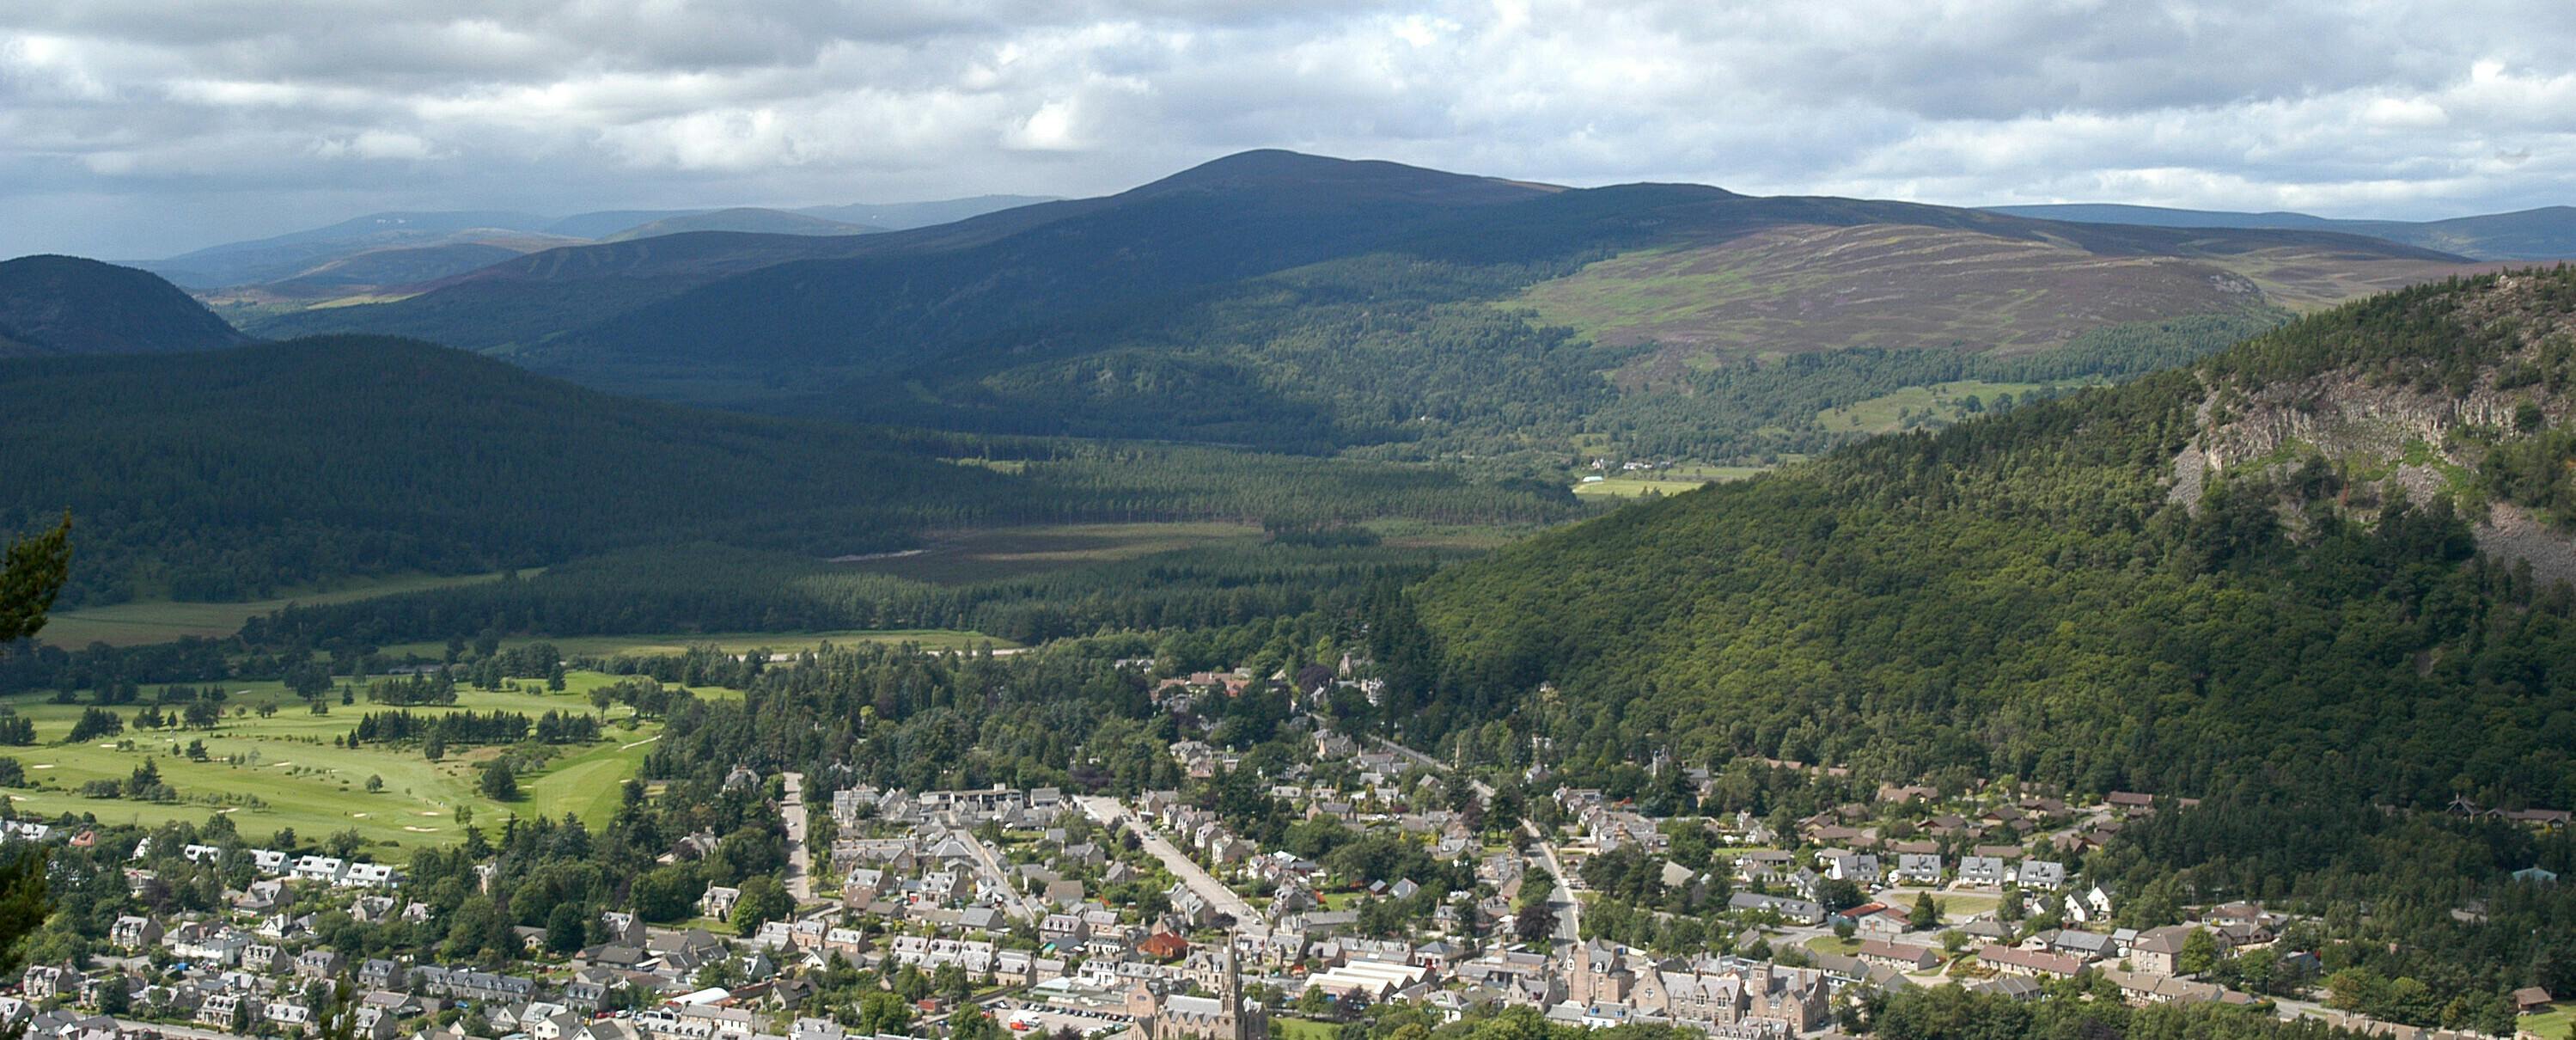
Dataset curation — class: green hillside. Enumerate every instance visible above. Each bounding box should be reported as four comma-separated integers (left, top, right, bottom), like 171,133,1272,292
1401,268,2576,810
0,255,248,356
0,337,1010,606
0,335,1579,613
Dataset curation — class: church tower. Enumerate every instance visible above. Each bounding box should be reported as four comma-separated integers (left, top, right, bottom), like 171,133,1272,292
1227,945,1269,1040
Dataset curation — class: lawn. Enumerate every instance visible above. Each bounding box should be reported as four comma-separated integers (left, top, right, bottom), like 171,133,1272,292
835,523,1265,585
375,628,1015,661
1816,381,2058,436
2524,1003,2573,1040
1574,465,1768,499
0,672,662,851
40,570,528,648
1926,892,1999,918
1271,1018,1340,1040
1804,935,1862,957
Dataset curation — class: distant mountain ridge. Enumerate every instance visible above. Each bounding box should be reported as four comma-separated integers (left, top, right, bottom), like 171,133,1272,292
137,214,576,290
34,150,2519,474
0,255,247,357
238,150,2489,464
135,194,1055,295
1986,202,2576,260
246,150,1559,354
600,208,881,242
797,195,1059,229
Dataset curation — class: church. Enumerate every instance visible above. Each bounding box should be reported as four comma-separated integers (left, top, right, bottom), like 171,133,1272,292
1125,950,1270,1040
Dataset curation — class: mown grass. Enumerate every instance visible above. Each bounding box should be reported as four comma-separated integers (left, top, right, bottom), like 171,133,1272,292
2522,1004,2572,1040
839,523,1266,585
1816,381,2055,435
0,672,671,850
1573,465,1768,499
1270,1019,1339,1040
1921,892,1999,918
41,570,529,648
375,628,1015,661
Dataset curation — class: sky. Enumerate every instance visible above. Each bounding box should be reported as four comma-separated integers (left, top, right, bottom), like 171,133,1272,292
7,0,2576,260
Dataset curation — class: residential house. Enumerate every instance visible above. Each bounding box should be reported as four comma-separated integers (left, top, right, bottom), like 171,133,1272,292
2130,926,2207,977
1854,940,1942,973
2065,882,2115,924
1979,945,2082,981
108,915,163,949
2013,860,2067,890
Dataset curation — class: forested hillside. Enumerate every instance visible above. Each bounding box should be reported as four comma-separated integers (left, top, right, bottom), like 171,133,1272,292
0,338,1578,609
0,255,247,356
245,152,2481,468
1401,268,2576,810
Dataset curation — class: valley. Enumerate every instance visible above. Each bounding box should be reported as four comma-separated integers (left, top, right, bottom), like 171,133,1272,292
38,572,529,649
3,148,2573,1040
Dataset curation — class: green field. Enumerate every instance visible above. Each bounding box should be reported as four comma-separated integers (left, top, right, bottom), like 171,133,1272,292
2524,1003,2573,1040
1816,381,2054,436
1573,465,1768,499
839,523,1266,584
1270,1018,1338,1040
0,672,668,851
40,571,528,648
1923,892,1999,918
376,628,1016,661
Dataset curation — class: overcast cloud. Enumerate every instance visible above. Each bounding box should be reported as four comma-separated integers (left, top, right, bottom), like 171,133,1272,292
6,0,2574,259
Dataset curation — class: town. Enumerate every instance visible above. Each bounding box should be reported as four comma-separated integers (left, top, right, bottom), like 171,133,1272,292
0,658,2565,1040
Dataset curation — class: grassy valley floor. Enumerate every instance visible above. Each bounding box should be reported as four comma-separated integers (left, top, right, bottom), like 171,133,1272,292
1573,464,1769,499
39,571,529,648
0,671,709,850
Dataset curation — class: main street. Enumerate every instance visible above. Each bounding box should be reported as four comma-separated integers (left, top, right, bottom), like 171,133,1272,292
110,1019,240,1040
1529,833,1584,941
781,771,813,903
1076,794,1258,924
954,822,1050,921
1370,737,1580,941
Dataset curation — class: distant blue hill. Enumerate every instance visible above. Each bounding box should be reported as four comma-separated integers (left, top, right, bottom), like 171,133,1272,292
1986,203,2576,260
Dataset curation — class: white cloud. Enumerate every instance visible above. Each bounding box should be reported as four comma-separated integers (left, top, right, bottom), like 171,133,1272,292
314,130,442,161
1007,98,1087,150
2364,96,2450,131
2,0,2574,258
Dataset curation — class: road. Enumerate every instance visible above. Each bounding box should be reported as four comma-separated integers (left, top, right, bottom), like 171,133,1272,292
1370,737,1579,942
781,771,813,903
1077,794,1258,924
1530,835,1584,941
954,825,1049,921
111,1019,239,1040
1370,736,1447,774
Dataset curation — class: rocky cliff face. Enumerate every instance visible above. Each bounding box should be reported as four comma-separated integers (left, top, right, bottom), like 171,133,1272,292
2170,270,2576,581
